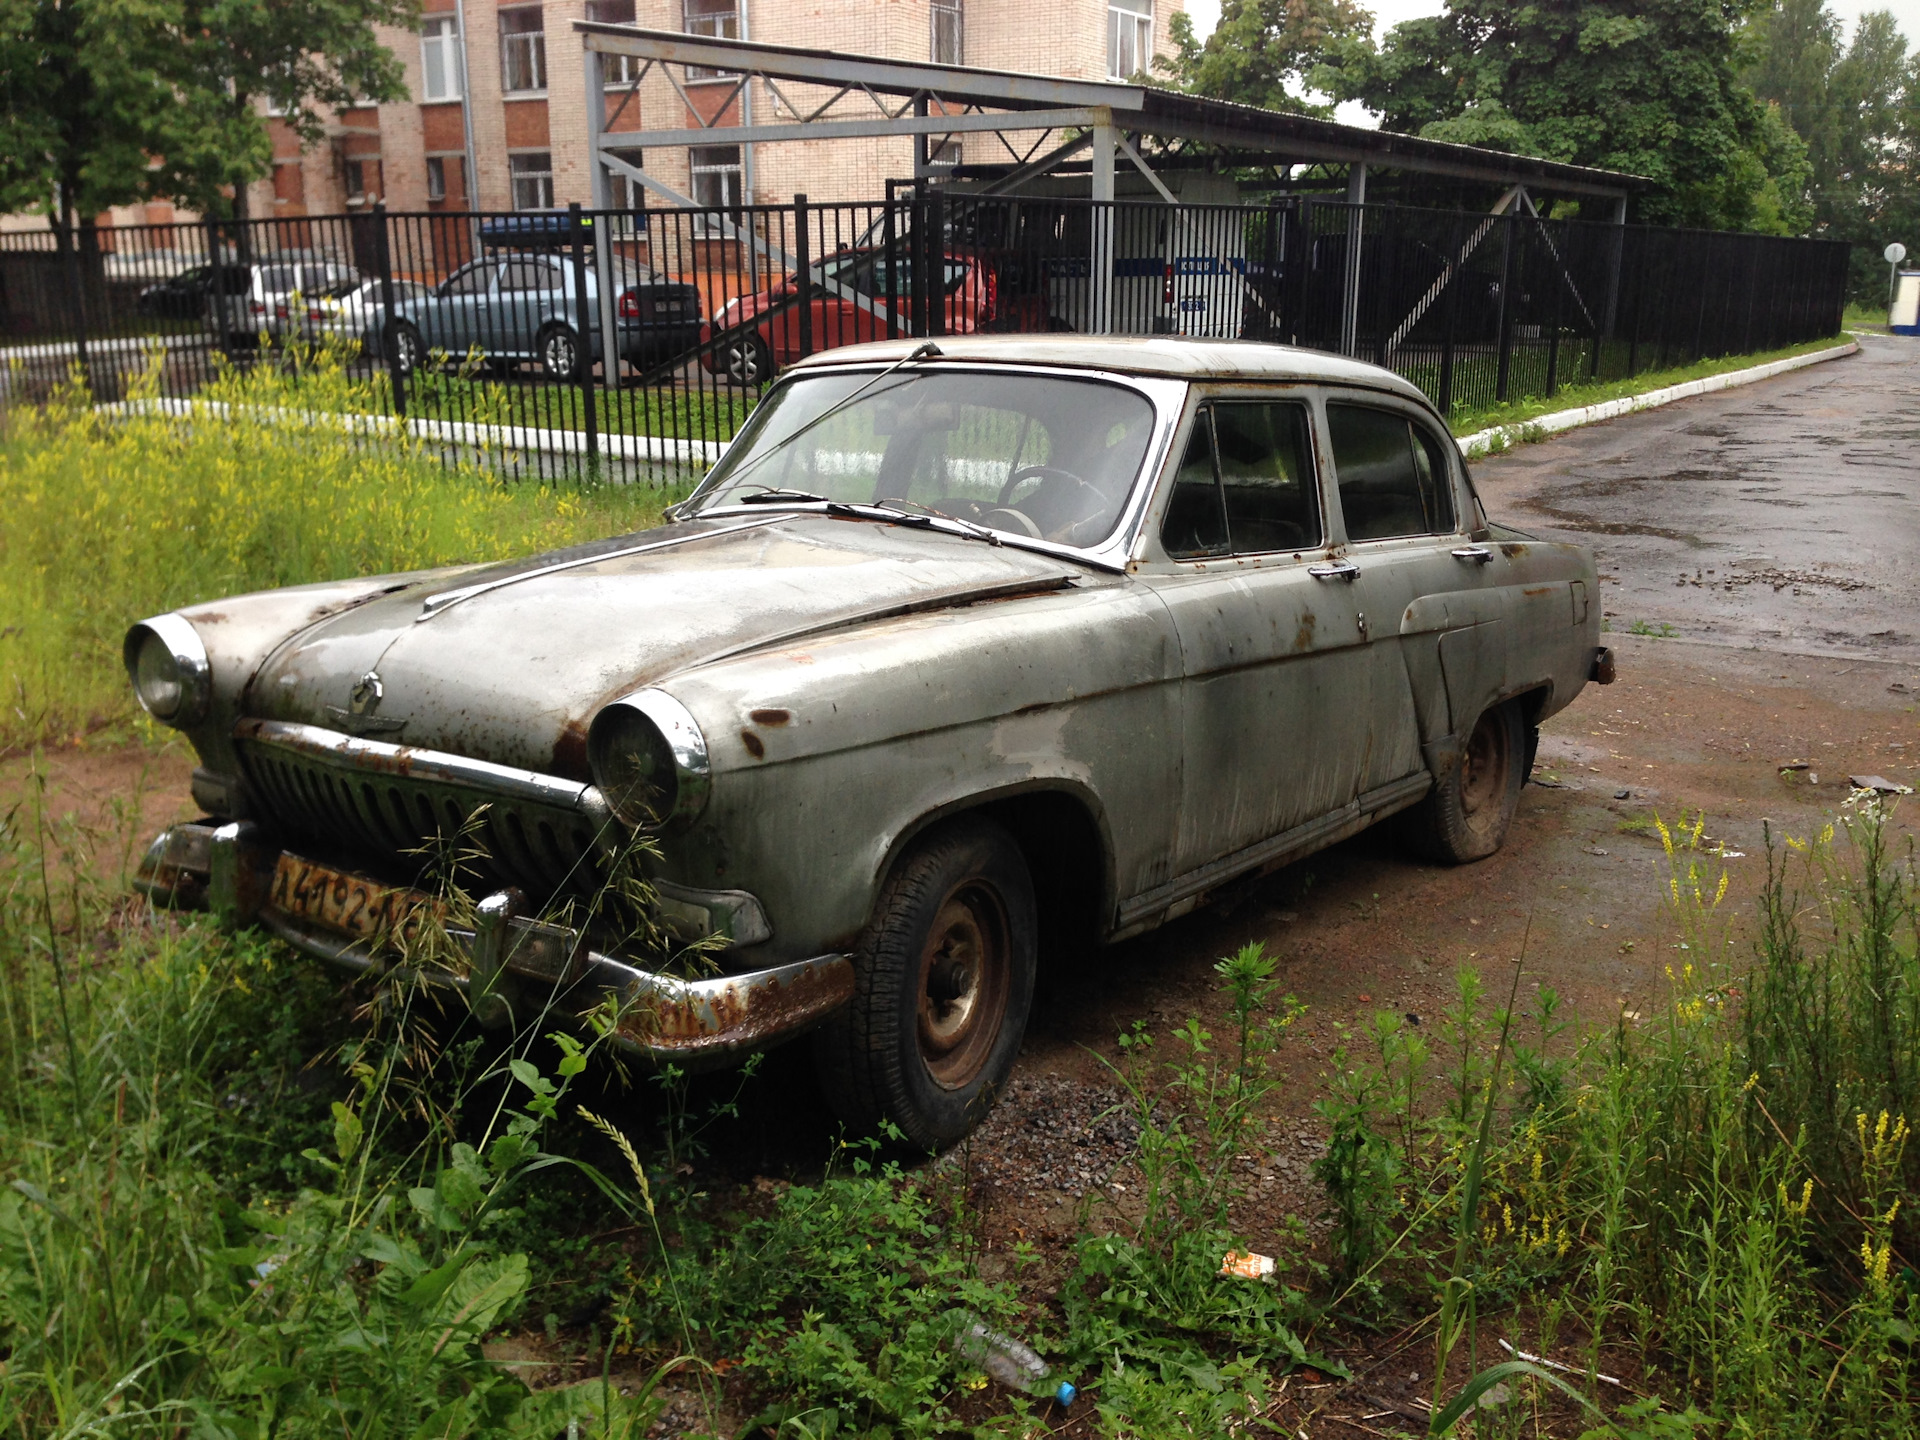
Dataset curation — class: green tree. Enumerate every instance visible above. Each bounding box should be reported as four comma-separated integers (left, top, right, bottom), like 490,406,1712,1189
1310,0,1812,231
1161,0,1375,117
159,0,420,223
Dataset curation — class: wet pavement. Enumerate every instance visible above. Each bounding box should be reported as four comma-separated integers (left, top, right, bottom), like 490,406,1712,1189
1472,336,1919,662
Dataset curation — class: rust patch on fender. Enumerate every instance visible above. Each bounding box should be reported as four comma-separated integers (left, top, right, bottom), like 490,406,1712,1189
617,956,856,1056
1294,610,1317,651
740,730,766,759
551,719,590,779
749,708,792,726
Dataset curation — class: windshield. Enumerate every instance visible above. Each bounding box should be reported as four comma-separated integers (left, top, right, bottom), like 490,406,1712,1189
691,370,1158,550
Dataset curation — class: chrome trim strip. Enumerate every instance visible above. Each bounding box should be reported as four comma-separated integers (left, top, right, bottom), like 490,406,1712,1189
415,516,784,621
123,612,214,727
233,718,612,827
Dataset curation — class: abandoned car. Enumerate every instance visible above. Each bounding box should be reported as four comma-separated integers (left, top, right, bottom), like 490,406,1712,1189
127,335,1610,1149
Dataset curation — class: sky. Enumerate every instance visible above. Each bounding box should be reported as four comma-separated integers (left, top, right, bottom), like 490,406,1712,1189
1180,0,1920,127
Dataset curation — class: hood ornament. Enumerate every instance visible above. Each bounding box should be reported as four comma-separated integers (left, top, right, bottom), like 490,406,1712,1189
327,670,406,736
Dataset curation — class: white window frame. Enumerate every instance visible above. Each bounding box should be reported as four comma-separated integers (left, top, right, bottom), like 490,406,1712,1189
1107,0,1152,80
931,0,962,64
689,144,742,231
420,15,463,102
588,0,638,83
683,0,740,81
500,7,547,95
509,151,555,211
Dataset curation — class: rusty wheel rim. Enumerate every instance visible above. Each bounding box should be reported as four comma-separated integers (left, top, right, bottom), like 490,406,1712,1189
916,882,1012,1091
1460,709,1510,823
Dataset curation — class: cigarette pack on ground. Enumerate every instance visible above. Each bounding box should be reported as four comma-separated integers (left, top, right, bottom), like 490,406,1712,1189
1219,1249,1276,1281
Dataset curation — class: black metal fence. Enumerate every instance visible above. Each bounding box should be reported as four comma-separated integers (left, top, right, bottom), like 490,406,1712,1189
0,193,1851,481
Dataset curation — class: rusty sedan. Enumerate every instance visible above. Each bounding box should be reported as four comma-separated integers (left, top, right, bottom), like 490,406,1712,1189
126,335,1610,1149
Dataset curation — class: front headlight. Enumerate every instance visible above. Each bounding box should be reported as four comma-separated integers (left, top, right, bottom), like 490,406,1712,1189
122,614,212,727
587,689,710,831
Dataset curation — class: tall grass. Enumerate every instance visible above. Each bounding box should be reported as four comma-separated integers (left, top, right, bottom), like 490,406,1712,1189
0,355,687,753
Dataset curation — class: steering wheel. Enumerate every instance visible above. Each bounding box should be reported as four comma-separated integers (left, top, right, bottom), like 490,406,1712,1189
997,464,1095,508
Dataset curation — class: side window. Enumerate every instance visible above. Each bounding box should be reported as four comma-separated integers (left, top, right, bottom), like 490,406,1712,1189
1327,403,1456,541
1212,402,1320,554
500,259,559,292
1161,401,1318,560
443,263,496,296
1161,410,1228,558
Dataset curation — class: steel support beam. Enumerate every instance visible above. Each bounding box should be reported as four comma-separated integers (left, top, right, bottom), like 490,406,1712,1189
1091,112,1116,335
592,106,1100,151
1341,163,1365,357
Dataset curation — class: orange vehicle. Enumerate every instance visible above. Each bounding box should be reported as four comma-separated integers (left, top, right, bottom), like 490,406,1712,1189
700,247,1051,384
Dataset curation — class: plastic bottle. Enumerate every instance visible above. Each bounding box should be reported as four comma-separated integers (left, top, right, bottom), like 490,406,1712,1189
947,1311,1076,1406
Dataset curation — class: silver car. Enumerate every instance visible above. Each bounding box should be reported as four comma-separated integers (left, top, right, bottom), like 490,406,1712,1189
125,336,1611,1148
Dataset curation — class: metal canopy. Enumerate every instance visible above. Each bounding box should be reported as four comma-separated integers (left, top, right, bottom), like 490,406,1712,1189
576,23,1648,201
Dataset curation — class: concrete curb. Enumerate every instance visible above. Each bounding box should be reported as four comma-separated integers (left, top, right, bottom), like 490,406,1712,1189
1454,339,1861,459
96,395,726,470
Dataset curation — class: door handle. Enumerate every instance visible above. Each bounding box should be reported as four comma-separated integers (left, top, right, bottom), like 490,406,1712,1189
1308,560,1360,582
1451,545,1494,564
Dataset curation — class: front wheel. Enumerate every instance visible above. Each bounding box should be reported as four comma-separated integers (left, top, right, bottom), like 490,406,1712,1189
386,320,426,375
537,323,582,382
1399,699,1527,863
812,817,1036,1150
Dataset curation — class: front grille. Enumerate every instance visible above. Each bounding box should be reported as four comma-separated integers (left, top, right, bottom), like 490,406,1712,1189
235,720,611,902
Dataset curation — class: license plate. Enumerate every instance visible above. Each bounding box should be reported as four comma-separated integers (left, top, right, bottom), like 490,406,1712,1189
268,853,442,948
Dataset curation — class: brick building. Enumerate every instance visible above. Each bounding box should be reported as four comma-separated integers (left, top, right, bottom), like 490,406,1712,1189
254,0,1183,222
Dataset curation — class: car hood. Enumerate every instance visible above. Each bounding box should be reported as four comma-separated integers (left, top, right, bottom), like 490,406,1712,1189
243,513,1083,778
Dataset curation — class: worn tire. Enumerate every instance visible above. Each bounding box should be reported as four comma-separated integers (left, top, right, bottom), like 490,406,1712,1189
812,817,1037,1151
1400,699,1526,864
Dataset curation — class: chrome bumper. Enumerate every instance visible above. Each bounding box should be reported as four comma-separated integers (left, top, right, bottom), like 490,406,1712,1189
134,822,853,1067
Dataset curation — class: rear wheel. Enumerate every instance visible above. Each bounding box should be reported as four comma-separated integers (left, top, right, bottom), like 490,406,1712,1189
718,334,773,386
812,817,1036,1150
1400,699,1526,863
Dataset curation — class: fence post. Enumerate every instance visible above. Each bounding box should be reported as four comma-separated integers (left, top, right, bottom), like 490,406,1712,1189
569,201,598,472
925,187,946,338
1596,196,1626,379
204,214,229,370
793,193,813,359
373,203,407,420
1493,210,1516,404
1545,219,1564,397
882,182,901,340
1438,212,1461,416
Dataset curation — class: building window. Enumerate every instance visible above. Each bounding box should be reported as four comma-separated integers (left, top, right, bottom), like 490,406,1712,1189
684,0,739,79
510,151,554,210
420,15,463,101
500,7,546,94
931,0,962,64
344,159,368,201
606,149,646,215
1107,0,1151,79
689,144,742,228
426,155,447,201
587,0,638,83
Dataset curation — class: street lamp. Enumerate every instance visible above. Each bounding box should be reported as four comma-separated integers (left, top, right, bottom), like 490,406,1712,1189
1886,242,1907,316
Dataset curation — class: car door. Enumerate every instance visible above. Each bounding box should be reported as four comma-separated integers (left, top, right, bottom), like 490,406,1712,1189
1320,395,1513,766
1138,392,1399,878
497,257,562,358
423,260,500,354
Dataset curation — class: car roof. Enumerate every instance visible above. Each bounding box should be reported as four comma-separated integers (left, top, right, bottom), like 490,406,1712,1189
788,334,1437,408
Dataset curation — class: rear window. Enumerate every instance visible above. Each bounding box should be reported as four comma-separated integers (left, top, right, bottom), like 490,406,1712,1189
1326,404,1455,541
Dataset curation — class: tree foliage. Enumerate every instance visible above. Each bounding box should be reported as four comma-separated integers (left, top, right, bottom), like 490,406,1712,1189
1747,3,1920,298
1161,0,1375,117
0,0,416,226
1306,0,1811,231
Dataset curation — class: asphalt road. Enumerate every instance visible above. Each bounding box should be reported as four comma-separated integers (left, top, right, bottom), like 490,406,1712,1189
1472,336,1920,663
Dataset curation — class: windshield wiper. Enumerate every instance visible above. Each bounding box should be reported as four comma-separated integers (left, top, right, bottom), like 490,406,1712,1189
681,341,944,512
872,498,1002,546
737,487,828,504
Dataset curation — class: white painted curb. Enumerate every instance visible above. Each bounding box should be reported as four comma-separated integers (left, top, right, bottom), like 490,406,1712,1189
1454,339,1860,459
97,395,726,469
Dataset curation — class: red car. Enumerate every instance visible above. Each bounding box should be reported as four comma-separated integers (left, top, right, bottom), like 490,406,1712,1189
701,247,1050,384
